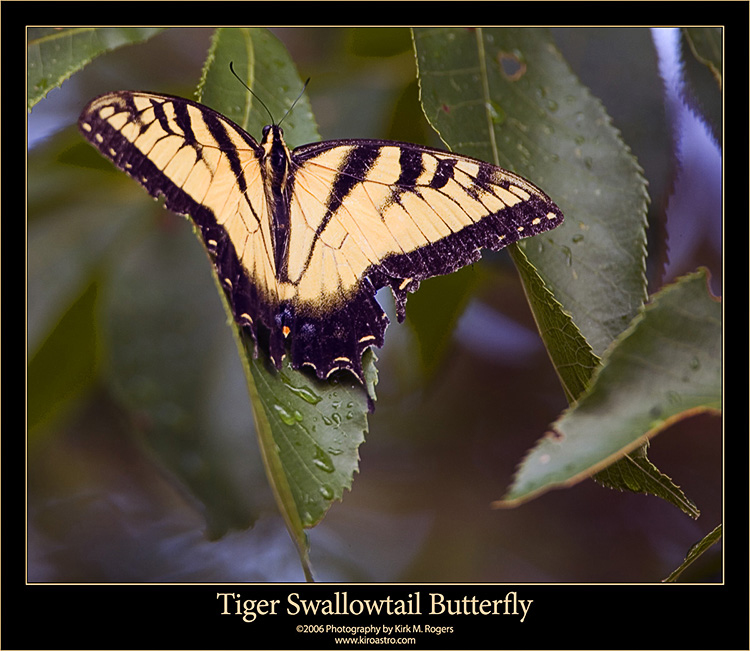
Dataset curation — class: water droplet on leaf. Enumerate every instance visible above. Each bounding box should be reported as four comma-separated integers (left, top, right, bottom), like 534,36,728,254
313,446,335,473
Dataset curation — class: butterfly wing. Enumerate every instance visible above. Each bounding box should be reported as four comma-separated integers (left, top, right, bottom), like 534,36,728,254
283,139,565,379
79,91,290,364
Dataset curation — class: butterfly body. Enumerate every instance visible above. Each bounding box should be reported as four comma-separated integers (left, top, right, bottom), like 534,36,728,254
79,91,564,381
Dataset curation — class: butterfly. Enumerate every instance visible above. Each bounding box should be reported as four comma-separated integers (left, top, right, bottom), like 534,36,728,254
79,89,564,382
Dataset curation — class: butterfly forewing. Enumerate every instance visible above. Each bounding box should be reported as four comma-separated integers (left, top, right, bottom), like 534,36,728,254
291,139,564,308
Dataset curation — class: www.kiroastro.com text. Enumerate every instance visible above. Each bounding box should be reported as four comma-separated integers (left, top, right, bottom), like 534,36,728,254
217,591,533,623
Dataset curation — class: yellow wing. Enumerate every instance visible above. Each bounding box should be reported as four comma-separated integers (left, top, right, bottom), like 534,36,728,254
79,91,289,358
288,141,562,311
277,139,564,378
80,91,564,381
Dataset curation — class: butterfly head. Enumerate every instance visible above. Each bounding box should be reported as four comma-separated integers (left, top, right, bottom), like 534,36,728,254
261,125,291,182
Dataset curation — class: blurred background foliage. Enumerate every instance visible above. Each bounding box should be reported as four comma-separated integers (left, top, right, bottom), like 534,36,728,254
27,27,721,582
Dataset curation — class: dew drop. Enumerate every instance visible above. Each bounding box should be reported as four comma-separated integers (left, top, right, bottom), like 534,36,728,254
667,391,682,405
487,100,506,125
313,446,335,473
510,117,528,133
273,403,299,426
280,373,322,404
516,142,531,161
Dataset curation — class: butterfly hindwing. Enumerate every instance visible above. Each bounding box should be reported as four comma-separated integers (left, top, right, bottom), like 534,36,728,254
79,91,564,382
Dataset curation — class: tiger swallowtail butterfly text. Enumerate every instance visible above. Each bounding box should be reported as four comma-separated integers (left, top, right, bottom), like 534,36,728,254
79,90,564,382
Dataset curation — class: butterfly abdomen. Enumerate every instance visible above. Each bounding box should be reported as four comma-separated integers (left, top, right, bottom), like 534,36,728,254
259,125,294,281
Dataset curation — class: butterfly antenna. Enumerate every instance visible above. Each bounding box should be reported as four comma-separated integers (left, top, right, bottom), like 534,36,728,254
278,77,310,128
229,61,275,125
229,62,309,128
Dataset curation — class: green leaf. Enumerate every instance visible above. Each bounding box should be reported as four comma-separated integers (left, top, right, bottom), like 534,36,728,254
498,269,721,507
209,248,374,581
27,27,164,111
241,331,370,580
509,244,599,404
413,28,696,513
196,28,374,578
663,524,722,583
413,27,649,362
550,28,674,287
682,27,722,88
198,27,319,149
593,443,699,519
680,28,722,147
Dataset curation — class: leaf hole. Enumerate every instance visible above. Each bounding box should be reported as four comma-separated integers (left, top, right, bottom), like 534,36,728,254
498,51,526,81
